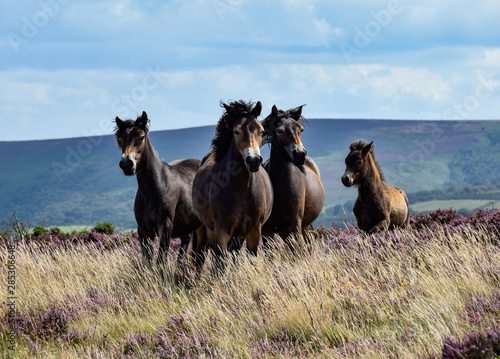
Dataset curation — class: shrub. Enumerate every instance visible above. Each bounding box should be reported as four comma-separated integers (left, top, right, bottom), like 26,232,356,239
410,208,464,229
32,226,48,237
93,221,115,235
78,228,90,236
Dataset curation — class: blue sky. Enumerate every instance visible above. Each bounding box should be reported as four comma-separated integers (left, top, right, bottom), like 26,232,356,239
1,0,499,141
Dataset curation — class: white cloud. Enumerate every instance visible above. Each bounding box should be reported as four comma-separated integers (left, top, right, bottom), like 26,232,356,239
0,63,470,141
315,18,345,47
481,48,500,68
365,67,450,103
0,81,53,105
1,0,500,140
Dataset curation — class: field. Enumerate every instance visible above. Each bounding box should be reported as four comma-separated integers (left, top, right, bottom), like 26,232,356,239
410,200,499,214
1,209,499,358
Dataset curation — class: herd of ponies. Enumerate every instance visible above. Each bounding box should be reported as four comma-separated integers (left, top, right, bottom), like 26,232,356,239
114,99,410,273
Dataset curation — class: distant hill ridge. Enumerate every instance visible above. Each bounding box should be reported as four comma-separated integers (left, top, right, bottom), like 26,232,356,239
1,119,499,229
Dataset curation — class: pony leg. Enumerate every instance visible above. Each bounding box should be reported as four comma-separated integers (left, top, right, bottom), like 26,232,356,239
192,226,207,274
301,224,312,245
261,233,281,251
278,226,301,253
211,228,231,276
226,236,244,266
404,195,410,229
176,234,191,272
138,227,154,267
157,220,172,267
227,236,244,252
245,228,262,256
369,219,389,233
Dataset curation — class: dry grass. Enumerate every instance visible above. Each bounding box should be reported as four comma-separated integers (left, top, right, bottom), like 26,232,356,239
1,225,499,358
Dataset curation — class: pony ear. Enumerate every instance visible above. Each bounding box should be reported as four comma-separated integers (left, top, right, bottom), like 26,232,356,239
222,102,231,113
271,105,279,116
362,141,374,156
290,104,306,120
115,116,124,128
251,101,262,117
221,102,232,128
135,111,150,132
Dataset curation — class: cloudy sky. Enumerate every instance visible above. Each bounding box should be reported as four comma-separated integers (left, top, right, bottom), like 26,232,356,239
1,0,499,141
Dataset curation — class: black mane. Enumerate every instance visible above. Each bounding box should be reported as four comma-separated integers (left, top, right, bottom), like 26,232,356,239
349,139,386,182
211,100,259,162
114,113,151,138
261,105,308,145
114,120,134,137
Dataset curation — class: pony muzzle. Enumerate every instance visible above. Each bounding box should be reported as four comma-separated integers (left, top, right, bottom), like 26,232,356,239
290,144,307,166
119,153,137,176
244,148,263,172
341,173,354,187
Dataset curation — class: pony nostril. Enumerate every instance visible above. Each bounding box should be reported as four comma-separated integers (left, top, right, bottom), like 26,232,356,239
119,157,135,175
292,149,306,166
245,156,261,170
341,175,351,187
293,149,306,157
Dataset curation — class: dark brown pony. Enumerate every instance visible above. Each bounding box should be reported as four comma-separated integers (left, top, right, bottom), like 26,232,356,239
192,100,273,272
341,139,409,233
114,111,202,267
261,105,325,245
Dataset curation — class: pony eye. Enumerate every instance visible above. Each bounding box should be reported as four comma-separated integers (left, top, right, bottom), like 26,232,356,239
139,136,145,142
300,128,304,133
276,129,284,134
233,130,240,136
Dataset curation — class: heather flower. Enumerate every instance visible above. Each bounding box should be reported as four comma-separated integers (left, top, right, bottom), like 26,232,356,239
248,326,310,358
12,301,77,343
111,313,223,358
439,328,500,359
462,292,500,326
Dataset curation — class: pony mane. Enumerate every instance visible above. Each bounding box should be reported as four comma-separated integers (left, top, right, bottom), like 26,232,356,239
211,100,259,162
113,114,151,137
349,139,386,182
261,106,308,145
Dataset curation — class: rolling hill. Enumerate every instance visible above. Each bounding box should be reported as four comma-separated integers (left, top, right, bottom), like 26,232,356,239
1,119,499,230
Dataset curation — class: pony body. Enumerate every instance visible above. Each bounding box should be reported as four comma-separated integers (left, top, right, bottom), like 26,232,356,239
114,112,202,266
342,139,409,233
192,100,273,272
261,105,325,243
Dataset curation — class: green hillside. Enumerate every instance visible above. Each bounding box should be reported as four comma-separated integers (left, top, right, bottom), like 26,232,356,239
1,119,499,229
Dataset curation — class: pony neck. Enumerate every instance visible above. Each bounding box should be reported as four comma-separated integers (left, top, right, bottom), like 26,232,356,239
217,139,252,183
269,137,292,166
358,153,384,193
225,138,247,169
136,137,166,185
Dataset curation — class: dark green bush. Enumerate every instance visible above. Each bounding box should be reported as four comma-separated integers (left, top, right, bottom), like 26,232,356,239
93,222,115,235
33,226,48,237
